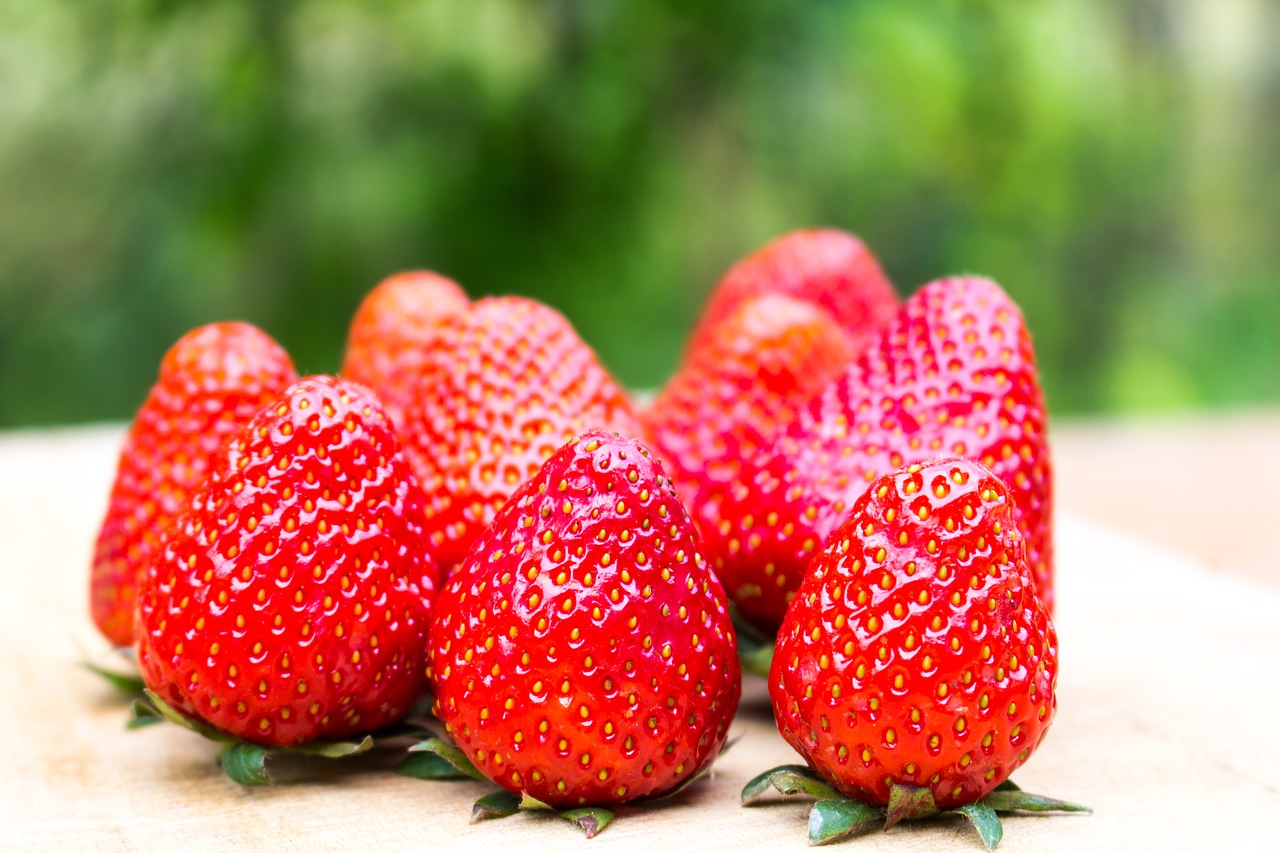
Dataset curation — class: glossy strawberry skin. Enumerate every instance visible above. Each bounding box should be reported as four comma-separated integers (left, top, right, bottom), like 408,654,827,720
771,458,1058,809
340,271,469,430
399,297,640,571
428,431,741,808
643,294,856,532
685,229,898,359
91,323,298,647
704,276,1053,632
135,376,439,747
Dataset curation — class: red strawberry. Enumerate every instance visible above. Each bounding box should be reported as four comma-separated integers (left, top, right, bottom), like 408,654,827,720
135,375,439,746
427,431,741,808
685,228,898,358
340,270,469,430
643,294,856,531
91,323,297,647
399,296,640,571
704,276,1052,633
770,458,1058,810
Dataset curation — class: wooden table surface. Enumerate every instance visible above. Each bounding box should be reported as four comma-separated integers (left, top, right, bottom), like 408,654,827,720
2,420,1278,851
1053,409,1280,588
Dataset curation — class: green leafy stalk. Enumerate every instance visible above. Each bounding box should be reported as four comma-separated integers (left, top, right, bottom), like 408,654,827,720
743,768,1089,849
808,799,881,846
728,603,777,678
954,802,1003,851
742,764,842,804
83,660,146,697
468,790,614,839
885,783,939,827
982,789,1092,814
472,790,522,823
131,691,390,786
396,751,474,780
219,741,272,786
560,807,615,839
140,690,231,742
126,698,164,729
403,737,486,781
740,645,775,679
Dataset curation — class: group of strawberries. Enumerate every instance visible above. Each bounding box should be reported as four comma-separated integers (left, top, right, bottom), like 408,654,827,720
88,229,1081,846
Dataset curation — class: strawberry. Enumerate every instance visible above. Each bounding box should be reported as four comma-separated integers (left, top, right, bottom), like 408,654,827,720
704,276,1053,633
770,458,1057,809
340,270,469,430
90,322,297,647
427,430,741,809
685,228,898,359
642,294,856,532
399,296,640,571
135,375,439,747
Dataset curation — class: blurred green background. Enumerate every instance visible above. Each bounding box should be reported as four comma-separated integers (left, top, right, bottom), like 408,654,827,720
1,0,1277,428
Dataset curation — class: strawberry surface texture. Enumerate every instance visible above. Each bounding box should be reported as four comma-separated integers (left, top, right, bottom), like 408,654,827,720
644,293,857,535
340,270,469,431
91,322,297,647
428,431,741,807
770,458,1058,809
704,276,1053,633
135,375,439,747
399,296,640,572
684,228,898,359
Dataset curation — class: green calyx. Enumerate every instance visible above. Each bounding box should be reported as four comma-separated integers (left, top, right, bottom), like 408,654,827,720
742,766,1091,850
402,733,738,838
129,690,388,786
468,790,616,839
398,737,486,781
83,647,146,699
728,603,776,679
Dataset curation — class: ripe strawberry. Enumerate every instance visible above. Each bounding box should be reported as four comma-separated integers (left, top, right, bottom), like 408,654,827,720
90,323,297,647
399,296,640,571
770,458,1058,809
704,276,1052,633
427,431,741,808
340,270,469,430
643,294,857,532
685,228,898,359
135,375,439,747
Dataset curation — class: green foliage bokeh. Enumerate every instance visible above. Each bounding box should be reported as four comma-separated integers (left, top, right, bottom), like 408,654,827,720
1,0,1277,426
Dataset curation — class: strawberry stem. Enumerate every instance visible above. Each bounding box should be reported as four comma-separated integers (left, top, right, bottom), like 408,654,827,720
218,741,272,786
885,783,938,826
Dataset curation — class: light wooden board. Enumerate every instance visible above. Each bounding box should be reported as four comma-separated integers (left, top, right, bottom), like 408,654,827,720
1,425,1278,851
1054,409,1280,587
